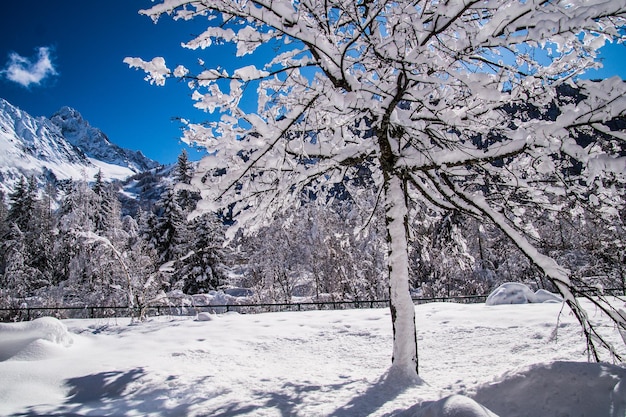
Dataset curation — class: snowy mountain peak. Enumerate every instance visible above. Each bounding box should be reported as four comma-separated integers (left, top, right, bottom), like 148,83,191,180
0,98,159,195
50,106,158,173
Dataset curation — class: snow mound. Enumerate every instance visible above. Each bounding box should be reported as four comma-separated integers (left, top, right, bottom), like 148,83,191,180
0,317,73,361
471,361,626,417
485,283,562,306
532,288,562,303
417,395,498,417
191,288,253,305
196,312,214,321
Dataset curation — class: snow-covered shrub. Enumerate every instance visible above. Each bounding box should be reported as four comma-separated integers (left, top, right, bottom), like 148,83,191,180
486,283,562,306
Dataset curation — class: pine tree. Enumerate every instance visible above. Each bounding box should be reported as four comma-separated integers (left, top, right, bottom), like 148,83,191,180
177,213,226,294
0,190,9,272
92,169,105,196
2,225,34,298
152,186,188,263
25,195,55,288
175,150,199,212
91,170,108,232
58,179,98,232
176,150,193,185
8,176,37,232
0,191,11,313
2,177,57,297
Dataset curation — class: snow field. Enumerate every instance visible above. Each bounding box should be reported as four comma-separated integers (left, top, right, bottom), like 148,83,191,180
0,299,624,416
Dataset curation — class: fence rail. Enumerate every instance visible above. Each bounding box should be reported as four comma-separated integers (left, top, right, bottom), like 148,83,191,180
0,294,488,322
2,288,623,322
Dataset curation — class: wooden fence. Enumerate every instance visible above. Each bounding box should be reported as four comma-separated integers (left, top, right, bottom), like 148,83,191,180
2,288,623,322
0,294,487,322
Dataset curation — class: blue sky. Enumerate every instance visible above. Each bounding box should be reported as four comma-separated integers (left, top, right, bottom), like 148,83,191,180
0,0,216,164
0,1,625,165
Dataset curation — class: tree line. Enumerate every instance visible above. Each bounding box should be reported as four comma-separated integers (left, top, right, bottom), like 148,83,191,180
2,150,623,319
0,151,225,315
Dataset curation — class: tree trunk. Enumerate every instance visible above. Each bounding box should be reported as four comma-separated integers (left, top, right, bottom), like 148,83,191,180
383,173,419,381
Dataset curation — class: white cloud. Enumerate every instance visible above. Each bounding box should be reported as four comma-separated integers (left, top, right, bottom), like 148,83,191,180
1,47,57,88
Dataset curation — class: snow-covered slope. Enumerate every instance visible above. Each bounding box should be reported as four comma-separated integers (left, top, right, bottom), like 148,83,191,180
0,98,158,195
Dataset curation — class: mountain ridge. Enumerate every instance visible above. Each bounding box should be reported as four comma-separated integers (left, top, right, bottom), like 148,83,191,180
0,97,160,195
50,106,158,173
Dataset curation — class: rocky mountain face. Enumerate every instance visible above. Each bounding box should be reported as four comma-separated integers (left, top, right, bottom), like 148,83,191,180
0,98,160,195
50,106,158,173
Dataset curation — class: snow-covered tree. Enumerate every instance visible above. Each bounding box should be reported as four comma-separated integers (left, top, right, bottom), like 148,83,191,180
412,210,484,298
2,225,38,301
92,169,105,197
539,198,626,292
175,213,226,294
0,191,9,278
58,179,99,233
91,170,112,232
127,0,626,377
8,176,37,232
54,179,97,287
0,190,8,239
303,198,387,301
26,193,55,286
176,150,193,184
238,215,301,303
234,194,386,303
174,149,200,211
150,186,190,263
1,178,56,300
53,179,136,307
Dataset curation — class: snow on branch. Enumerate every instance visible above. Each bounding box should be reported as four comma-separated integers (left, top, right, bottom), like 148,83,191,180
124,57,171,86
398,139,529,171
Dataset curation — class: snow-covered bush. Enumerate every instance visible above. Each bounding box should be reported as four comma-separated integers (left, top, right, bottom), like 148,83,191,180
486,283,562,306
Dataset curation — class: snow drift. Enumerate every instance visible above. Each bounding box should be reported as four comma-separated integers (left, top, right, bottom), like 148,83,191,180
414,395,498,417
485,282,563,305
0,317,73,361
472,361,626,417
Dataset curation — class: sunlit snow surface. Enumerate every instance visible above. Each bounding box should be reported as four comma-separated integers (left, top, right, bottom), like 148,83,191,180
1,300,625,416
